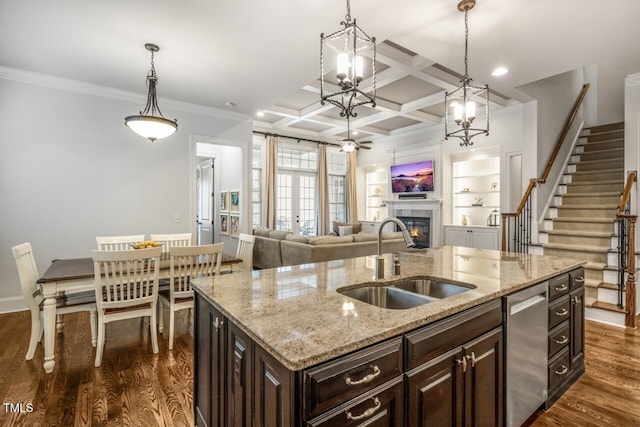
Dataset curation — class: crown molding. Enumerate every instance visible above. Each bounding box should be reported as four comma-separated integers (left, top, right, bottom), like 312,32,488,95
0,66,249,122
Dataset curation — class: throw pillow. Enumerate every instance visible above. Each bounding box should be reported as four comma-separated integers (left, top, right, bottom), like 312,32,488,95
338,225,354,236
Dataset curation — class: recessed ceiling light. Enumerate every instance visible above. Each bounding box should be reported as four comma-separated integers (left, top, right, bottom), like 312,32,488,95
492,67,508,77
224,101,236,108
256,111,265,117
352,130,359,136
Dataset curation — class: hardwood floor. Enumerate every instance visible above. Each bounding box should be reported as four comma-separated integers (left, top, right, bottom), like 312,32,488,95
0,311,638,426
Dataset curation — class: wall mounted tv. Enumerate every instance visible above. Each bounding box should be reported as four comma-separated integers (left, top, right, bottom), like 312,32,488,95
390,160,434,193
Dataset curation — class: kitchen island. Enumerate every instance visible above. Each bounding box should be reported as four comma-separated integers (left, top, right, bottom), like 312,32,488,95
192,246,586,427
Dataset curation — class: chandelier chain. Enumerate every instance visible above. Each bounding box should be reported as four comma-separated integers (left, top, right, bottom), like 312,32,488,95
464,9,469,80
345,0,351,22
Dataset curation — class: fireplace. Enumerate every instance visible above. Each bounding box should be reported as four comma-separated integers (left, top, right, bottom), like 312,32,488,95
397,216,431,248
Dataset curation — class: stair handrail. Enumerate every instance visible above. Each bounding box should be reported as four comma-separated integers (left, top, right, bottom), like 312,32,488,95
501,83,590,252
616,171,637,328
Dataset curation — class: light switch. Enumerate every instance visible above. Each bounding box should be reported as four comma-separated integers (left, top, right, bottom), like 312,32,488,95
174,213,182,223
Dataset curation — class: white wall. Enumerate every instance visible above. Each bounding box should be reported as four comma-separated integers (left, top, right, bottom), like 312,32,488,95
0,72,248,312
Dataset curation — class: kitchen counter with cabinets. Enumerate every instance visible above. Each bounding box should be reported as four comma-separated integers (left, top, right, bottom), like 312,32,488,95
192,246,585,426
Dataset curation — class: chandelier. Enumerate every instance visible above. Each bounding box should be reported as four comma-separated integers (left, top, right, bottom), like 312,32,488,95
320,0,376,119
444,0,489,147
125,43,178,142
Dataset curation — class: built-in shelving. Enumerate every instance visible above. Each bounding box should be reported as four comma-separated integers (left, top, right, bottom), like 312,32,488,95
364,165,389,221
452,155,500,227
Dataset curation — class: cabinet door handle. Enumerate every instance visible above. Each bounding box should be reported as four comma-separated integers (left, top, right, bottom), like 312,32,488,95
457,356,468,372
346,397,381,421
213,316,224,332
574,277,585,283
572,295,582,304
554,336,569,345
345,366,381,386
554,365,569,376
466,352,477,368
555,308,569,316
554,284,568,292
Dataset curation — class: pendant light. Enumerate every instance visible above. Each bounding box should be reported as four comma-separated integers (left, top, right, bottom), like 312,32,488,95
444,0,489,147
125,43,178,142
320,0,376,119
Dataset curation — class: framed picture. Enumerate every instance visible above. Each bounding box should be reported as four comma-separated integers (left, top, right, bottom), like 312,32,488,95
230,215,240,237
220,214,229,235
220,191,229,212
230,191,240,213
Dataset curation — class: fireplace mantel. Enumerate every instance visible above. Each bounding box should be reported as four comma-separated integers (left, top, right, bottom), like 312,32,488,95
384,199,442,247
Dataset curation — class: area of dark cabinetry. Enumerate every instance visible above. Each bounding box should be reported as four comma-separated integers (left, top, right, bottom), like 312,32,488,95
194,296,226,427
227,322,252,427
253,345,298,427
545,267,585,409
404,300,503,427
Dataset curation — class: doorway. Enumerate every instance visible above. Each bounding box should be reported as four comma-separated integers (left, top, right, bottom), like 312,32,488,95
276,171,317,235
196,158,214,245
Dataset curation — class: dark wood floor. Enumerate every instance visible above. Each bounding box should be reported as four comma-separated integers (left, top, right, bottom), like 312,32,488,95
0,311,638,426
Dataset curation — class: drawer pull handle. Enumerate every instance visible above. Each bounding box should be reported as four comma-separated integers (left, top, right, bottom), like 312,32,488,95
466,351,477,368
554,365,569,376
554,336,569,345
213,317,224,332
457,356,468,372
554,284,568,292
574,277,585,283
346,397,381,421
346,366,381,386
555,308,569,316
573,296,582,304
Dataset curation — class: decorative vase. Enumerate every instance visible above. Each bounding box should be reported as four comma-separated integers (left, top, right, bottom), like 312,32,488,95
461,214,468,225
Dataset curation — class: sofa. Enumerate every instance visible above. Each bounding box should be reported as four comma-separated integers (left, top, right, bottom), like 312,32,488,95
252,225,409,269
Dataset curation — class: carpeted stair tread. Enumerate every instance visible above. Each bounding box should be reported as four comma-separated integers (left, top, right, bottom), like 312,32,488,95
570,157,624,165
542,242,611,253
584,122,624,133
598,282,619,291
550,217,615,224
565,179,623,186
556,204,618,210
561,192,622,197
583,261,607,270
545,230,613,237
583,278,602,289
579,147,624,156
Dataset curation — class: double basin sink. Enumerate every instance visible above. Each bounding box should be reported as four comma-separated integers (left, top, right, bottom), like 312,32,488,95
338,278,475,310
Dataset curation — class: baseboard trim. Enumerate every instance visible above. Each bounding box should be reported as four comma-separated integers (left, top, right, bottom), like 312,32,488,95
0,296,28,314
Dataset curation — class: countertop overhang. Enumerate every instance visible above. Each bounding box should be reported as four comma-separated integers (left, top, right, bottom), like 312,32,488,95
192,246,585,371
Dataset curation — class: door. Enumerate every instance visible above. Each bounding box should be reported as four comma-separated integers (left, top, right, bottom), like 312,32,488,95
276,171,317,235
197,159,214,245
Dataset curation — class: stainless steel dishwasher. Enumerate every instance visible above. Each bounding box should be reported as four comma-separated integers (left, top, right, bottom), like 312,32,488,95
504,281,549,427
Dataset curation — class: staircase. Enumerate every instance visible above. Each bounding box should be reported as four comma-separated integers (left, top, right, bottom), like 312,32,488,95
539,122,627,325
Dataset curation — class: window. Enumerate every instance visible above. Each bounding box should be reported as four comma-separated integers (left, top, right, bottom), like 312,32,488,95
252,141,262,229
327,151,347,231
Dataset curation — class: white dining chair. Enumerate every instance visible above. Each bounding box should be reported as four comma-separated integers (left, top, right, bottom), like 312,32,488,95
158,243,223,350
12,242,97,361
92,246,162,367
96,235,145,251
235,233,256,272
149,233,192,253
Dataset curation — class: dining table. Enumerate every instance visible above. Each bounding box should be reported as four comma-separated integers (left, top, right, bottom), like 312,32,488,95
36,253,242,373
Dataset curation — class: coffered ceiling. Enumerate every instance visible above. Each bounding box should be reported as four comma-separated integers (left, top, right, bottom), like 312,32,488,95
2,0,640,145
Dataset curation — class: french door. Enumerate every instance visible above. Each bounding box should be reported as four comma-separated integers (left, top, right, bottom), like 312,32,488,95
276,171,317,236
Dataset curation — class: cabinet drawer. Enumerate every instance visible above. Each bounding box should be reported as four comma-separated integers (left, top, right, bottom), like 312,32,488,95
306,377,403,427
548,274,570,300
548,294,571,329
405,299,502,370
303,337,402,420
569,268,585,290
548,347,571,392
548,320,570,357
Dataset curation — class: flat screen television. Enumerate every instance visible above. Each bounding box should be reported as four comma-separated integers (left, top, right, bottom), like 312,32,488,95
390,160,434,193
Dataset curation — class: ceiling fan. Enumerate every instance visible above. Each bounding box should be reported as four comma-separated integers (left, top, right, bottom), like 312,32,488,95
340,116,373,152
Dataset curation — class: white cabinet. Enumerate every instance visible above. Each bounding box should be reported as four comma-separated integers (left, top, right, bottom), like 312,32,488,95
443,225,499,250
451,155,500,227
364,165,389,221
360,220,395,234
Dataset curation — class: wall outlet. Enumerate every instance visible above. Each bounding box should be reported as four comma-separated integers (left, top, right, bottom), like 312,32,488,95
174,213,182,223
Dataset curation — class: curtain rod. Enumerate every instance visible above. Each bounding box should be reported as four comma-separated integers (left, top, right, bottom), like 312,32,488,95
252,130,342,148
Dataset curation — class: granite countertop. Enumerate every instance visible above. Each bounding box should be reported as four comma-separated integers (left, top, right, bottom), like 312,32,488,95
191,246,585,371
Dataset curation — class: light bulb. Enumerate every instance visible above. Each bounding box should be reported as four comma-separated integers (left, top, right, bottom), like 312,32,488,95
337,53,349,81
354,55,364,84
466,101,476,122
453,103,463,123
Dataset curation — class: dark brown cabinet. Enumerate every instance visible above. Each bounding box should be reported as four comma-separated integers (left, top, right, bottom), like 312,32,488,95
545,267,585,408
227,322,252,427
404,300,503,427
253,345,297,427
194,296,226,427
